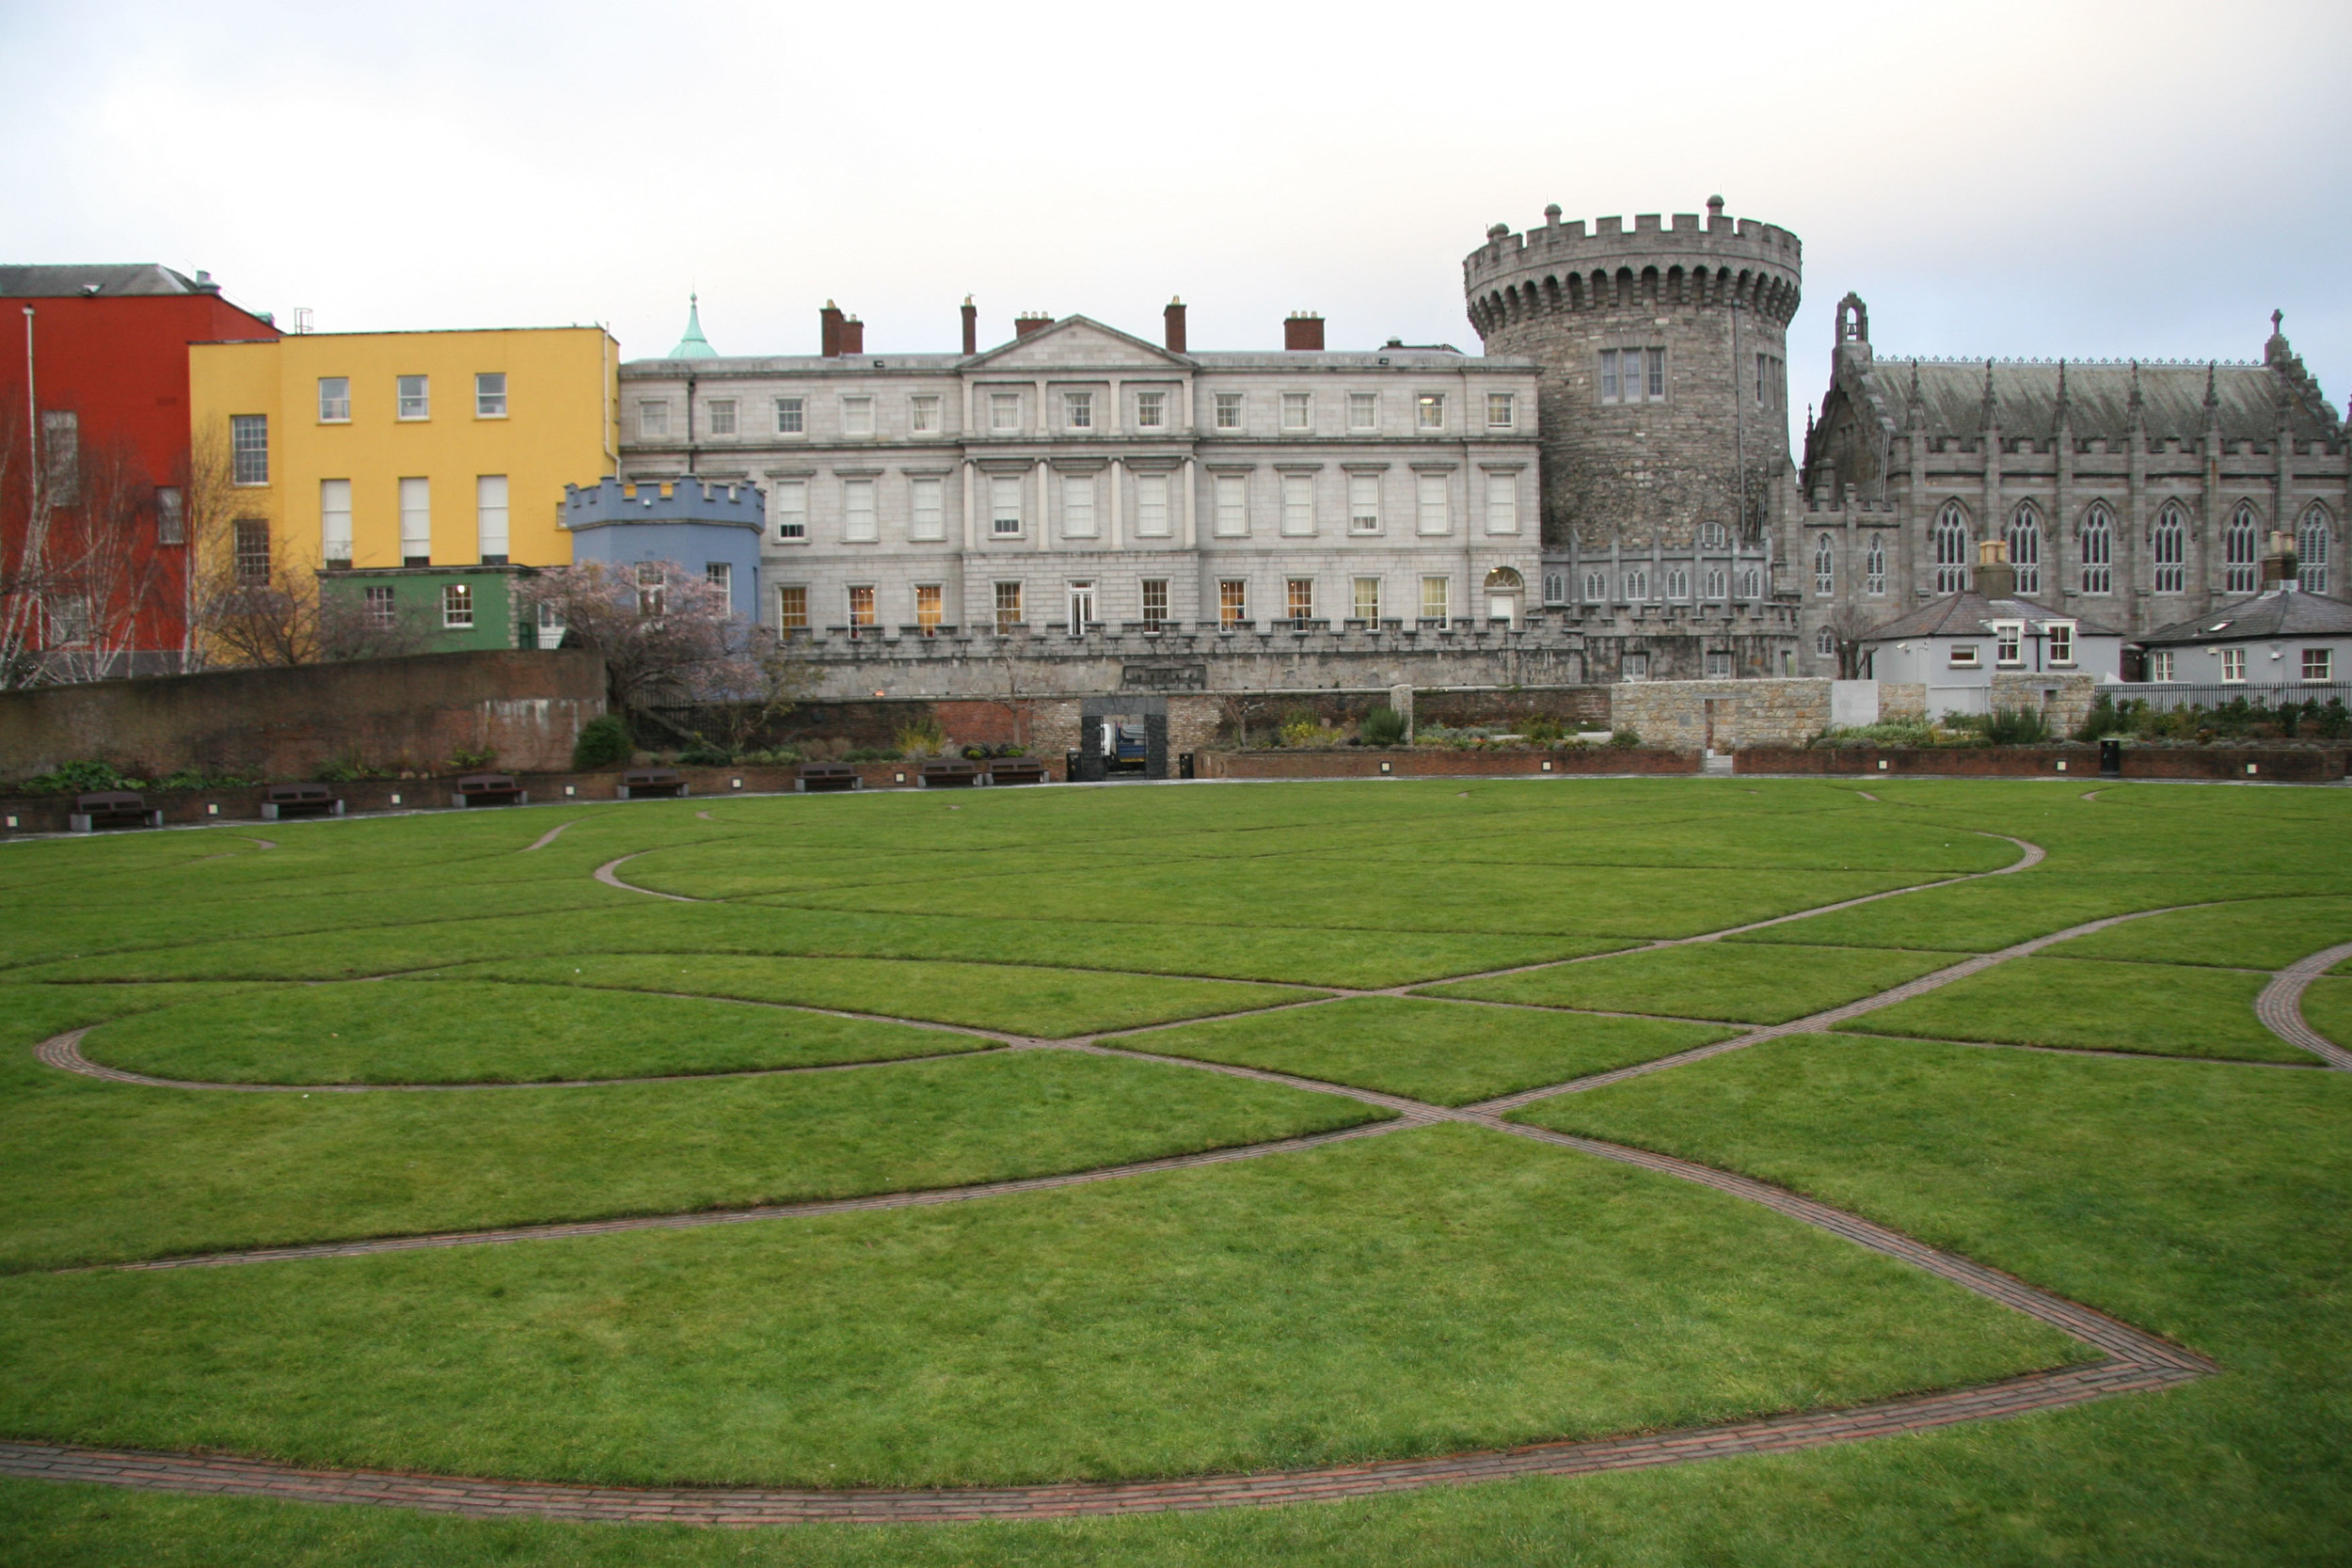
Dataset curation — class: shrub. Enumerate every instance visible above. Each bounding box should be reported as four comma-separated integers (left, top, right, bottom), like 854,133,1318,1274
1980,707,2051,745
14,760,146,794
1608,727,1642,749
448,747,498,773
894,718,947,757
153,769,256,791
1360,706,1407,747
571,715,634,770
676,745,733,767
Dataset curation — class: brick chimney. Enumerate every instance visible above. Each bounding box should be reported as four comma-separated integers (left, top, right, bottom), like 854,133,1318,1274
2263,531,2297,588
1974,536,2016,600
839,314,864,355
1164,296,1186,353
1284,311,1325,352
819,301,846,358
1014,311,1052,340
961,295,977,356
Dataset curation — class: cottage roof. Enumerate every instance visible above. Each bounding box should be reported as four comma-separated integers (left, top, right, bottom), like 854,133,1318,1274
1861,591,2122,642
2137,589,2352,646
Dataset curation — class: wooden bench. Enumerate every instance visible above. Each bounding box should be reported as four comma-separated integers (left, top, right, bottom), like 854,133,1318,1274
919,759,978,788
794,762,862,792
69,791,163,832
261,784,343,820
984,758,1048,785
452,773,528,808
617,768,686,800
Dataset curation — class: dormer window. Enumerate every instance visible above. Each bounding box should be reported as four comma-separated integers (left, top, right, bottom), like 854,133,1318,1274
1992,621,2024,667
2045,622,2075,666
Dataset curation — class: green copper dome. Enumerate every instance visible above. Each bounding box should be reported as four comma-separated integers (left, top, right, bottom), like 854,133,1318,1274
669,293,717,358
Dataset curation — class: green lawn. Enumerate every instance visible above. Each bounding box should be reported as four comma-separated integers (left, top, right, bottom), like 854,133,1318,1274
2302,977,2352,1052
2038,896,2352,971
1419,942,1956,1024
1847,956,2311,1063
1136,996,1737,1104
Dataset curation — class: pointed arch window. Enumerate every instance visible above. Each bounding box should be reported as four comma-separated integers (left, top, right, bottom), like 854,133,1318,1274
2079,502,2114,595
1697,521,1728,550
2007,503,2042,594
1865,534,1887,596
2153,502,2186,594
1814,533,1835,596
2299,502,2331,594
2225,503,2261,594
1932,501,1970,594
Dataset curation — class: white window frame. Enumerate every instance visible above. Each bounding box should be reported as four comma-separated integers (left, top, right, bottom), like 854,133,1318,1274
1214,474,1248,538
475,474,509,560
1214,392,1243,430
1134,472,1170,538
1486,392,1514,429
2220,647,2247,683
1134,389,1167,430
320,480,353,562
398,476,430,561
840,396,875,437
774,479,808,541
1141,578,1169,627
910,395,941,435
1064,391,1093,430
706,398,737,437
1814,533,1836,595
1061,473,1099,539
1865,534,1887,596
1280,392,1311,433
638,400,670,439
1280,473,1315,537
365,584,397,629
1347,391,1378,432
994,580,1023,631
441,582,474,629
1415,392,1446,431
1347,474,1381,535
776,584,808,631
317,377,350,423
1948,643,1981,669
2302,648,2333,683
1992,620,2024,667
989,392,1021,433
230,414,269,485
990,474,1023,536
1353,577,1381,621
396,374,429,421
774,396,805,436
474,372,507,419
1706,650,1732,678
1484,471,1518,535
2149,649,2175,682
1420,575,1450,622
2045,622,2075,666
1415,472,1449,536
1285,577,1315,624
909,476,946,543
842,478,879,543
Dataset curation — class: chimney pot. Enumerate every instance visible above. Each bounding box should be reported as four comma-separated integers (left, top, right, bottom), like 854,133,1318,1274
840,315,864,356
1014,311,1052,341
1284,311,1325,353
1163,296,1187,353
819,301,847,358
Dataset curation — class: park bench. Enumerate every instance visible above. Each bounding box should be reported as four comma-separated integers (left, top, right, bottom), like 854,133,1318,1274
261,784,343,820
985,758,1048,785
452,773,527,808
795,762,862,792
69,791,163,832
617,768,686,800
919,760,978,788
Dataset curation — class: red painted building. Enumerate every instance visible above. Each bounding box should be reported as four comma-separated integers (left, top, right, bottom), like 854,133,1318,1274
1,264,278,677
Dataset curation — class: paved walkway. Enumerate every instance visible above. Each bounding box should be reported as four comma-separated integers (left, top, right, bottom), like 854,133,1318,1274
2253,941,2352,1070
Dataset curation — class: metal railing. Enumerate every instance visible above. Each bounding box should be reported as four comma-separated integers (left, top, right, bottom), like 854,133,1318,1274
2117,682,2352,711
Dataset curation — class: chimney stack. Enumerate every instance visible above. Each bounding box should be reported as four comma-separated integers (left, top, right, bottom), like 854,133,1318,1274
1284,311,1325,352
1164,296,1186,353
1974,536,2017,600
2264,531,2297,589
819,300,845,358
839,314,864,355
961,295,977,356
1014,311,1052,340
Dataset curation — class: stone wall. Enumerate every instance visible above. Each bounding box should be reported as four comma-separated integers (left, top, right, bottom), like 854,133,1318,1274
1607,677,1842,751
1989,673,2104,735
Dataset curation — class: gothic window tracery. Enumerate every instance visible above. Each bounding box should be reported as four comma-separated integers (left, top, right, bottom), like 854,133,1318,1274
1814,533,1835,596
1932,501,1970,594
1865,534,1886,596
2007,503,2042,594
2079,503,2114,596
2225,504,2261,594
2300,502,2332,594
2153,502,2186,594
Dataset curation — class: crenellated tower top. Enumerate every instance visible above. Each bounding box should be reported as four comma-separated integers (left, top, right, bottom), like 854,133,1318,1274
1464,200,1803,337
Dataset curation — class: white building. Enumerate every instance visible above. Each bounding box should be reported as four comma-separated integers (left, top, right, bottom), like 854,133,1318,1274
2135,587,2352,689
1856,557,2123,717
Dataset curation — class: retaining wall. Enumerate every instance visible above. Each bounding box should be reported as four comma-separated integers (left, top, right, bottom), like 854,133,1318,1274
1199,749,1700,780
1736,745,2348,782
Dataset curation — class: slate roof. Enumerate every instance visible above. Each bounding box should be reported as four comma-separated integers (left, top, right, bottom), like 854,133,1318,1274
1847,356,2340,447
0,263,209,297
1861,591,2122,642
2137,590,2352,646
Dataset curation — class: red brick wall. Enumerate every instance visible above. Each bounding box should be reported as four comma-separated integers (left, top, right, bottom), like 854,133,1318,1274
1737,746,2347,782
1200,749,1698,780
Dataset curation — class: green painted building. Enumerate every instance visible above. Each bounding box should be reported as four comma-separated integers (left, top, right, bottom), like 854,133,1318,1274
316,565,545,655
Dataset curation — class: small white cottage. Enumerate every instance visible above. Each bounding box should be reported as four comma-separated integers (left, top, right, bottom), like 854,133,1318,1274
1856,553,2123,719
2135,588,2352,689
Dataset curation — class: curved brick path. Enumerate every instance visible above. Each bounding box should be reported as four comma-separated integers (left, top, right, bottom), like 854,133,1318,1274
2253,941,2352,1069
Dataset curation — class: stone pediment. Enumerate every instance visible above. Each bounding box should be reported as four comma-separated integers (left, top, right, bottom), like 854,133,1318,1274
967,316,1187,372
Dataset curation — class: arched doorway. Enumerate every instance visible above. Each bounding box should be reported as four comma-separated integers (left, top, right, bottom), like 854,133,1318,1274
1483,566,1524,627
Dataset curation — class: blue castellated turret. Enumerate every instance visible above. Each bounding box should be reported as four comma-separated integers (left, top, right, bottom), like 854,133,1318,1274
561,477,763,622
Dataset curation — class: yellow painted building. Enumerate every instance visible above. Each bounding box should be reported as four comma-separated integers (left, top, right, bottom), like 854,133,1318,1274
187,326,617,575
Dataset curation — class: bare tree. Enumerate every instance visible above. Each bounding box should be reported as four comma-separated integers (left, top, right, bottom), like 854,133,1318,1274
1818,602,1882,680
516,560,755,715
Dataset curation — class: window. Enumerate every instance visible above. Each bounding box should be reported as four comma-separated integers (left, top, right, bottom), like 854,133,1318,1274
1062,473,1098,538
2300,503,2331,594
1993,621,2024,666
639,401,670,438
1622,651,1649,681
1623,568,1648,601
1354,577,1381,621
910,477,945,542
321,480,353,563
1816,626,1836,657
1065,391,1093,429
1280,392,1311,432
1135,472,1170,537
915,584,943,632
2077,504,2113,595
1284,578,1315,624
1281,473,1315,536
707,398,737,436
840,396,874,436
2225,504,2260,594
637,563,666,617
2153,502,2186,594
399,476,430,563
1866,534,1887,596
364,585,397,629
1415,472,1449,535
2008,503,2042,594
1421,575,1450,622
775,396,804,435
847,584,876,629
1135,390,1166,429
705,563,732,608
1218,578,1248,628
843,479,878,543
1932,501,1970,593
1738,565,1761,598
1949,643,1980,669
1542,572,1565,607
1348,392,1378,432
1599,349,1664,403
1756,353,1775,406
1697,521,1728,549
39,410,78,500
397,375,429,420
991,475,1023,535
441,583,474,629
990,392,1021,433
2220,647,2246,682
1067,580,1095,629
1347,474,1381,534
1814,533,1835,595
1584,570,1606,601
233,519,270,585
910,395,940,434
1665,566,1690,600
1704,566,1727,599
1706,650,1733,678
1214,392,1243,430
1416,393,1445,430
1486,392,1515,429
776,584,807,631
155,486,184,546
2149,649,2174,682
318,377,350,422
2303,648,2333,682
994,580,1023,632
774,479,807,541
2047,623,2074,666
475,372,506,418
1141,578,1169,628
1646,348,1666,400
230,414,268,484
1485,472,1518,534
475,475,508,562
1214,475,1248,537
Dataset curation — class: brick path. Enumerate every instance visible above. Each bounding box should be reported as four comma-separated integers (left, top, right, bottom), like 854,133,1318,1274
2253,941,2352,1069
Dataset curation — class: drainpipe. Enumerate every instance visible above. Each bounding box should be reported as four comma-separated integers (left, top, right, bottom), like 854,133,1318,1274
685,372,698,477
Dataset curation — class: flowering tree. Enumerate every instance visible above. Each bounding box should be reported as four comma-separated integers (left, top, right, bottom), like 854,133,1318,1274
514,559,759,715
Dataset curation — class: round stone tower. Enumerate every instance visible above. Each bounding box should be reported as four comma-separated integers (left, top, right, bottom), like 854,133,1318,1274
1464,198,1802,552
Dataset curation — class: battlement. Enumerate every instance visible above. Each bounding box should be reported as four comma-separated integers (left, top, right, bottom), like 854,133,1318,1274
1465,200,1801,284
562,476,765,532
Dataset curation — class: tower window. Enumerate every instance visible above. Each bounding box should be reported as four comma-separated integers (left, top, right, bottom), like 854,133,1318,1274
1599,349,1664,404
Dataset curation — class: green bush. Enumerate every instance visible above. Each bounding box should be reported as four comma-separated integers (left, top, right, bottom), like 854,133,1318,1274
571,715,633,770
894,718,947,757
14,760,145,795
153,769,256,791
676,745,734,767
1608,727,1642,749
447,747,499,773
1360,706,1407,747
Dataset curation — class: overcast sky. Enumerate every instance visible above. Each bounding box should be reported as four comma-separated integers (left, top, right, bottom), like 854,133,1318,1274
7,0,2347,447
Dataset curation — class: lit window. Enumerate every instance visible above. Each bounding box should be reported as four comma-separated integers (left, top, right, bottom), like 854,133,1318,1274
233,519,270,585
706,399,737,436
1287,578,1315,623
2225,504,2260,594
774,480,807,541
840,396,874,436
1218,578,1248,627
1994,622,2023,666
1354,577,1381,620
230,415,268,484
475,475,508,562
1135,390,1166,429
1421,576,1450,622
1281,392,1311,432
1416,393,1445,430
910,395,940,434
1486,392,1514,429
475,372,507,418
399,477,430,562
2047,623,2074,666
916,584,943,631
321,480,353,563
1949,643,1980,669
776,584,808,631
1866,534,1887,596
994,580,1023,631
397,375,429,420
991,475,1022,535
1141,578,1169,627
2304,648,2333,682
365,585,397,628
990,392,1021,432
2079,504,2113,595
775,396,804,435
1348,392,1378,432
847,584,876,628
1484,472,1518,534
843,479,878,543
1062,473,1098,538
910,477,945,542
155,486,184,546
1135,473,1170,538
1348,474,1381,534
637,563,665,617
1281,473,1315,536
2153,504,2186,594
441,583,474,628
1065,391,1093,429
2220,647,2246,682
1215,475,1248,537
1415,472,1449,535
2149,649,2174,682
318,377,350,421
1214,393,1243,430
639,401,669,438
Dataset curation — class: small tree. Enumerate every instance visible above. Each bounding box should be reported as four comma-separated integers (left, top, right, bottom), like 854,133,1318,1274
515,560,756,717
